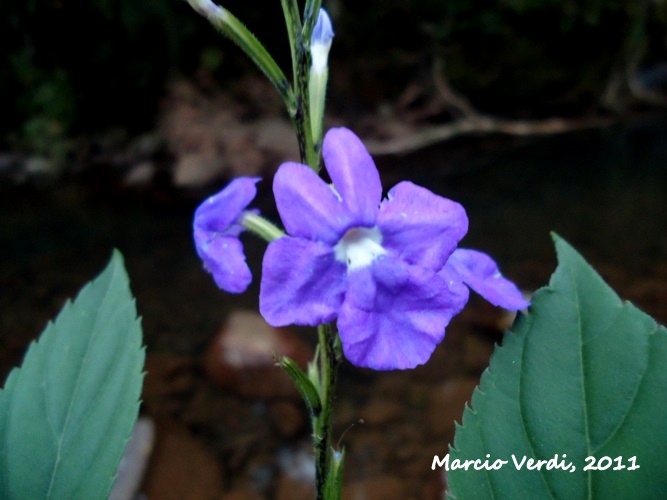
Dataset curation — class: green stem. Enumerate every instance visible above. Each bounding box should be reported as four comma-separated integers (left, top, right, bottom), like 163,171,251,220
302,0,324,43
296,52,318,170
280,0,302,86
240,212,284,242
185,0,296,116
289,0,322,171
278,0,310,167
314,322,340,499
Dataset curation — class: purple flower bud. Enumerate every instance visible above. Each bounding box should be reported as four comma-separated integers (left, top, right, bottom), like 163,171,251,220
311,8,334,72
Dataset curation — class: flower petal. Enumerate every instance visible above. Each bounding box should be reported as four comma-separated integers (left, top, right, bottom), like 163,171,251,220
323,128,382,226
337,257,469,370
194,177,261,232
378,181,468,270
194,227,252,293
274,162,353,244
193,177,260,293
260,236,347,326
445,249,529,310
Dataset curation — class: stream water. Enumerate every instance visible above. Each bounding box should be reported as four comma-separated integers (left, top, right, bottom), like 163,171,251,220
1,114,666,497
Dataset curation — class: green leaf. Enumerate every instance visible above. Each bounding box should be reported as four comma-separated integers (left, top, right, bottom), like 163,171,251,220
447,235,667,499
0,250,145,499
277,356,322,418
323,448,345,500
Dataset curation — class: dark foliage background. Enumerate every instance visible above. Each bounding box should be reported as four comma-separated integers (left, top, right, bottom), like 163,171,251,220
1,0,666,150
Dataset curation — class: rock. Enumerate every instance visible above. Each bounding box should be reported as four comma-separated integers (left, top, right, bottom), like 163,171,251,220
255,117,300,161
204,310,314,399
23,156,61,184
157,78,301,188
141,419,225,499
124,161,156,186
110,417,156,500
173,152,225,188
275,445,315,500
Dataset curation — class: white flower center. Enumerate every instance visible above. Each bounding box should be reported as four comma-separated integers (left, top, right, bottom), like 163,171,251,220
334,226,386,271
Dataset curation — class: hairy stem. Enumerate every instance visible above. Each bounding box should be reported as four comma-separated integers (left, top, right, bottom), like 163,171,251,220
314,322,340,499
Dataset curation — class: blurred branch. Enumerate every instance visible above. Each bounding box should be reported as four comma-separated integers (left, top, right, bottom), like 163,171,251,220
432,57,478,118
364,114,614,156
364,57,614,156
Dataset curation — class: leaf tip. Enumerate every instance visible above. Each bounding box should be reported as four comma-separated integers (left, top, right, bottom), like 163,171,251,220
110,248,125,263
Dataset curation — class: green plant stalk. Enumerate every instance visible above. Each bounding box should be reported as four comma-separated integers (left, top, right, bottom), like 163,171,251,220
289,0,323,171
280,0,302,86
240,212,285,242
302,0,324,43
313,322,341,500
279,0,315,168
295,50,318,170
185,0,296,116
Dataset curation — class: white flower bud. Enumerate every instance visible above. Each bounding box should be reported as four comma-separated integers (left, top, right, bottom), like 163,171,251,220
310,9,334,74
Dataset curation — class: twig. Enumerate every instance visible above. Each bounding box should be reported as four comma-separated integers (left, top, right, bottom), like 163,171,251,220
364,114,615,156
364,55,615,156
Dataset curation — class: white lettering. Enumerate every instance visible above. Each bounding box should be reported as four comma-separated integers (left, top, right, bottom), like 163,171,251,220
431,454,450,470
512,455,527,470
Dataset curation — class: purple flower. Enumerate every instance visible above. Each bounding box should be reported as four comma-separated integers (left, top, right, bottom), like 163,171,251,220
260,127,528,370
193,177,260,293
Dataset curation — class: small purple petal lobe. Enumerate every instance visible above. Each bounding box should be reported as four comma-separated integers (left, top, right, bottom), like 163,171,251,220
337,257,469,370
378,181,468,271
260,236,347,327
194,227,252,293
193,176,260,294
445,249,529,310
323,128,382,227
274,162,352,244
194,177,260,232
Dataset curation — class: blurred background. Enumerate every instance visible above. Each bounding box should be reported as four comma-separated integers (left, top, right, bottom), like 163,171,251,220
2,1,667,498
2,0,667,158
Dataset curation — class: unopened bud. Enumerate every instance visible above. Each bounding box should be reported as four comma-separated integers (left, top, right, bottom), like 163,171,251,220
310,8,334,74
